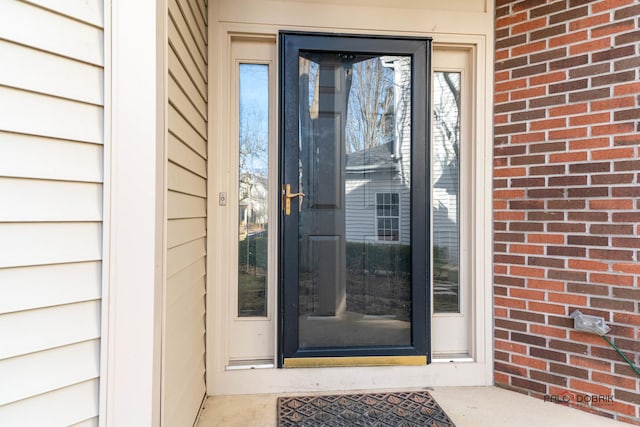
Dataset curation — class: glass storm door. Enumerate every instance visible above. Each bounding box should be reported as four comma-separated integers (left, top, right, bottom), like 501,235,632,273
279,32,431,366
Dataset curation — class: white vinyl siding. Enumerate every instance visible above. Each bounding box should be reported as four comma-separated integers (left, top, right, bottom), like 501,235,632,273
0,1,104,425
345,175,411,244
0,379,99,426
163,0,208,425
432,71,461,265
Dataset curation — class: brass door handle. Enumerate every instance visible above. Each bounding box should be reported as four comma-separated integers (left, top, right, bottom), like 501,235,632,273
283,184,305,215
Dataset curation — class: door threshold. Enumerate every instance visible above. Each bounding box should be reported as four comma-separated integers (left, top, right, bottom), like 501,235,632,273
431,353,473,363
226,359,275,370
283,355,427,368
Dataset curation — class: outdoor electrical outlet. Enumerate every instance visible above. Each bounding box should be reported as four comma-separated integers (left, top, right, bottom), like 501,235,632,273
570,310,611,336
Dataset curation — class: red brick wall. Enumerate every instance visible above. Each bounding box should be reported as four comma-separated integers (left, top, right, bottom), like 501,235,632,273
493,0,640,423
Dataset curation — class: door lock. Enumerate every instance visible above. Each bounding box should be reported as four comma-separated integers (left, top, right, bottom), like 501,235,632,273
282,184,305,215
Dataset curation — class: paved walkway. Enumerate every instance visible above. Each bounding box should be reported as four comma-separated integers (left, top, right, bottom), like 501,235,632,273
197,386,628,426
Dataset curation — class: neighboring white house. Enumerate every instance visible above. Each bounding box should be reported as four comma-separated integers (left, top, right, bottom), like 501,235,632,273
432,71,461,266
346,142,409,244
238,172,268,237
344,56,461,270
345,56,412,245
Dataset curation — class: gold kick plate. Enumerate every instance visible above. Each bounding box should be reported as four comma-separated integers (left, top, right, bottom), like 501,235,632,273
283,356,427,368
282,183,305,216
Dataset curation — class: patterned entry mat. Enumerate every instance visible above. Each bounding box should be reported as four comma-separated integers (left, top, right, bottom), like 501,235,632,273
278,391,456,426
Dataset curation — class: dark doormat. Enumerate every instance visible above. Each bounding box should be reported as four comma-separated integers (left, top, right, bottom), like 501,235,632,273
278,391,456,426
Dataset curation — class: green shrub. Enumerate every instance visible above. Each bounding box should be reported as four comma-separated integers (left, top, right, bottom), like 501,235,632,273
346,241,411,277
238,235,268,273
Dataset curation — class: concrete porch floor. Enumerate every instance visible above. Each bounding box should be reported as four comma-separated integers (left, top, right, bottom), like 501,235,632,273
196,386,627,427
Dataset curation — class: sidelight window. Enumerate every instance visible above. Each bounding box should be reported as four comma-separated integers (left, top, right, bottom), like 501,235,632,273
238,63,269,317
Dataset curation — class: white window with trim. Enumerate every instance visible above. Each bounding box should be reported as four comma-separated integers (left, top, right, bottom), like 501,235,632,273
376,192,400,242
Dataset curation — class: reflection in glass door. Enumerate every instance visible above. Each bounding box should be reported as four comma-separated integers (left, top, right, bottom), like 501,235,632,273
280,32,431,365
238,63,269,318
433,71,461,314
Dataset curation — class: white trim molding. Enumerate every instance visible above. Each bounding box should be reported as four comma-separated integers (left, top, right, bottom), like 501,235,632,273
100,0,167,425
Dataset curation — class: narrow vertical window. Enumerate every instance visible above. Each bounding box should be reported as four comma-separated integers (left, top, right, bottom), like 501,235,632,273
433,71,461,314
238,64,269,317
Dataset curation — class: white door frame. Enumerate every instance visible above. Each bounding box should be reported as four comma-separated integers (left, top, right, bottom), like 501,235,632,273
207,20,494,395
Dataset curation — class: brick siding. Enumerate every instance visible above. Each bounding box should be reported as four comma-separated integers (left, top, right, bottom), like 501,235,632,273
494,0,640,423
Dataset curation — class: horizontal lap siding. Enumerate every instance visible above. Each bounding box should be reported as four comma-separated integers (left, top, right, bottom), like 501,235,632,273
0,0,104,425
0,378,99,426
163,0,208,425
345,175,411,244
345,179,373,241
0,0,104,424
494,0,640,423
